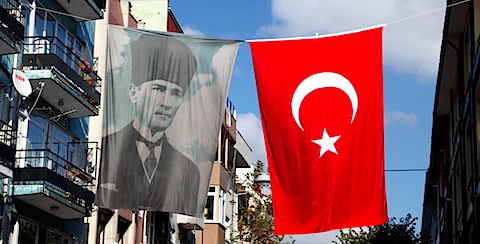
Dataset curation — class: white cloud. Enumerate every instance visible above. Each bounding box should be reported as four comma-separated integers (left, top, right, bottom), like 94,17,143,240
236,113,267,165
384,111,419,127
182,25,205,36
257,0,446,80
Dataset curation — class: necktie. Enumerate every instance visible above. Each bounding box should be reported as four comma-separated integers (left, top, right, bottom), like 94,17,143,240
143,138,163,180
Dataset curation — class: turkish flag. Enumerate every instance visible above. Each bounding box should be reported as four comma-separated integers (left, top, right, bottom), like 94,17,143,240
249,25,387,235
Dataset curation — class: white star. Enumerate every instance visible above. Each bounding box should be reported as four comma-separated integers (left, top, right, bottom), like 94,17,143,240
312,128,341,157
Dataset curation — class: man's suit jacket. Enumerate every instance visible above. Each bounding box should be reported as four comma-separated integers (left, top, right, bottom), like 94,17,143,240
96,122,200,216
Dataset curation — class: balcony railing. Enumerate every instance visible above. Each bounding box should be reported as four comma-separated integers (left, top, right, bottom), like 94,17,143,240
16,148,95,190
13,145,98,217
22,36,101,107
0,0,25,53
0,119,16,168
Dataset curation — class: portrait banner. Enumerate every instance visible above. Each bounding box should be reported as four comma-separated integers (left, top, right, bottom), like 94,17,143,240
249,25,388,235
96,25,241,217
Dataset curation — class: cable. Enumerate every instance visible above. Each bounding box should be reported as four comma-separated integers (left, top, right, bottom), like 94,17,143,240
388,0,470,26
246,0,471,42
29,0,471,38
27,81,45,116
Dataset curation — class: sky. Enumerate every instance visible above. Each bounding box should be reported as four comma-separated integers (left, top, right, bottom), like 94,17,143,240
169,1,447,243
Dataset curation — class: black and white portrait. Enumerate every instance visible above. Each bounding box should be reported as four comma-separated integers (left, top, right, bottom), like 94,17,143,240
96,25,241,217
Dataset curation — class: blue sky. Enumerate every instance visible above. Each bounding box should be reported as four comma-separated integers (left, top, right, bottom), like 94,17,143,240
169,1,445,243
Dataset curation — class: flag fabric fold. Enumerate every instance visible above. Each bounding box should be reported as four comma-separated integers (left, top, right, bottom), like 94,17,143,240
249,25,388,235
96,25,241,217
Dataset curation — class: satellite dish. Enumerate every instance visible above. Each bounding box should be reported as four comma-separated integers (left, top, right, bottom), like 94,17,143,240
12,69,32,97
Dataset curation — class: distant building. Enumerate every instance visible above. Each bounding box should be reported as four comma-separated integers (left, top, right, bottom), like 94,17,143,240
422,0,480,243
195,98,253,244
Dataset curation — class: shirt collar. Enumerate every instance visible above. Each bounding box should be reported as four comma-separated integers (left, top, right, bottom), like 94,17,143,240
132,118,164,143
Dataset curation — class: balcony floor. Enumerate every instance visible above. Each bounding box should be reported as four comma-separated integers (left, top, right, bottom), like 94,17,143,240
14,183,90,219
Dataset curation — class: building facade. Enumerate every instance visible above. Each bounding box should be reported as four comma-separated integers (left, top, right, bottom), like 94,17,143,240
196,99,253,244
422,0,480,243
0,0,105,243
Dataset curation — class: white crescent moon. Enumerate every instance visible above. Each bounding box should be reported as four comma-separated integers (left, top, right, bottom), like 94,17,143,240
291,72,358,131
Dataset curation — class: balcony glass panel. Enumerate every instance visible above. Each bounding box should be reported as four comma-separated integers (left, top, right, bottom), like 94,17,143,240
34,12,44,36
24,115,79,169
27,120,45,150
56,26,67,62
17,113,96,187
47,18,55,36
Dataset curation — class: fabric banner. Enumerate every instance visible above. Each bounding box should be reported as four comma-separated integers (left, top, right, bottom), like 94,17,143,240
249,25,388,235
96,25,241,217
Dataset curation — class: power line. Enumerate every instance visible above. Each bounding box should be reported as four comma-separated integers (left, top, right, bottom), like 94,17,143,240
388,0,470,26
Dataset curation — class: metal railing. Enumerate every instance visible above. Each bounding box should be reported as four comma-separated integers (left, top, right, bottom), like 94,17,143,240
22,36,102,106
16,148,95,189
0,120,15,149
0,120,16,168
23,36,101,87
0,0,25,41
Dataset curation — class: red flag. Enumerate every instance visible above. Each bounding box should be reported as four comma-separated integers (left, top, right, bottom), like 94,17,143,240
249,25,388,235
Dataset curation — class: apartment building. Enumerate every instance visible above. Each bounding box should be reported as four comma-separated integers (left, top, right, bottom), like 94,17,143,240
0,0,105,243
0,0,25,242
422,0,480,243
196,99,253,244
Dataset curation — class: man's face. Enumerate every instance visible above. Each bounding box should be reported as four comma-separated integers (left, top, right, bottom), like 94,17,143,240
130,79,184,132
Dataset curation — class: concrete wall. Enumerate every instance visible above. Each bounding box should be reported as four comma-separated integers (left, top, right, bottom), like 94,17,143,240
130,0,168,32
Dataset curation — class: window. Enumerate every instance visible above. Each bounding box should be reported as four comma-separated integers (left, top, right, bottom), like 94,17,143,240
25,6,88,71
18,113,82,175
204,186,228,226
18,219,71,244
19,220,36,244
34,12,45,36
219,188,226,225
205,186,216,220
46,231,62,244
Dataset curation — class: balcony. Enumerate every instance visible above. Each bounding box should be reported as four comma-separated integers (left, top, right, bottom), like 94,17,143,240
22,36,101,118
0,0,25,54
176,214,204,230
235,131,252,168
13,148,96,219
43,0,105,21
0,120,16,178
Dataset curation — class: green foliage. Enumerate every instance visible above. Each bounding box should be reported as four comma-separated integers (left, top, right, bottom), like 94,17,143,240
333,214,430,244
230,161,294,244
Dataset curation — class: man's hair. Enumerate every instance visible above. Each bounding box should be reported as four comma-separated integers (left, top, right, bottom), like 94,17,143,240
131,34,197,91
